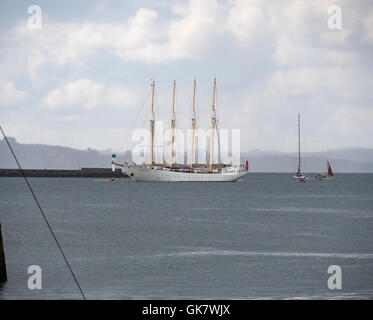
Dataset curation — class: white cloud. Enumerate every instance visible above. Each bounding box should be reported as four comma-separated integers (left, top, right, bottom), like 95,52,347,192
269,0,352,66
1,0,373,152
227,0,268,44
226,0,368,67
362,9,373,44
222,63,373,151
14,8,158,67
244,66,373,111
10,0,222,75
331,106,373,135
43,79,139,110
167,0,221,56
0,80,27,107
5,0,371,77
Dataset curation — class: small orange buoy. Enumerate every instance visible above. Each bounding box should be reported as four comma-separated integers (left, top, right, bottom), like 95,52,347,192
109,177,115,182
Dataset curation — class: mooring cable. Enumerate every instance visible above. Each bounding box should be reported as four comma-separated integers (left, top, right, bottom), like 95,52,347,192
0,126,86,300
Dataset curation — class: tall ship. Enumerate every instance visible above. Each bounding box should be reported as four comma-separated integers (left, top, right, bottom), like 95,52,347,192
292,113,306,182
112,78,249,182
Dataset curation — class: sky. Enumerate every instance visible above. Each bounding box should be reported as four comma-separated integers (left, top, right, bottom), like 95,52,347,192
0,0,372,153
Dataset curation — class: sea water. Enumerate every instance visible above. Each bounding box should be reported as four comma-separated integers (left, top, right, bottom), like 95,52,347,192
0,174,372,299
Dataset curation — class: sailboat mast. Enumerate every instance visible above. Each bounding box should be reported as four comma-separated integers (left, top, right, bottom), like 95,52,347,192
150,80,155,169
170,80,176,168
210,78,216,173
297,113,301,174
190,79,196,170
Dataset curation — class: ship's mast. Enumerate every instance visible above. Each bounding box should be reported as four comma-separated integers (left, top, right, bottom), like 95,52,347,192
190,79,196,170
297,113,301,175
150,80,155,169
209,78,216,173
170,80,176,168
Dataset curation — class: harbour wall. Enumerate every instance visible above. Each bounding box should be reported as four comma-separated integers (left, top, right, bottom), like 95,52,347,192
0,168,128,178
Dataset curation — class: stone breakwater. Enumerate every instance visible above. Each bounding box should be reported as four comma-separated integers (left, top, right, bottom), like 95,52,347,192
0,168,128,178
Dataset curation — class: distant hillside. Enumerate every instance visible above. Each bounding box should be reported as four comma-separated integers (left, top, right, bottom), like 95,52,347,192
0,137,130,170
241,153,373,173
1,138,373,172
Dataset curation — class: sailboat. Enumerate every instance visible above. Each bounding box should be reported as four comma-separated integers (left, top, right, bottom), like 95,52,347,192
315,161,334,180
112,78,249,182
292,113,306,182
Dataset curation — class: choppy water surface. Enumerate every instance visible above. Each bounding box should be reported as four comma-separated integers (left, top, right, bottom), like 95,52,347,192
0,174,373,299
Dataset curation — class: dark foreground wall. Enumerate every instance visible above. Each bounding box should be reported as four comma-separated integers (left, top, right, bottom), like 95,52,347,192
0,168,128,178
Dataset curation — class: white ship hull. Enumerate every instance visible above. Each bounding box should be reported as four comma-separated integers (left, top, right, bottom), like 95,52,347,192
293,174,306,182
125,166,248,182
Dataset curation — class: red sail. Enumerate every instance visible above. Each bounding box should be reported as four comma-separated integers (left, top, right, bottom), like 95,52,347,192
327,161,333,176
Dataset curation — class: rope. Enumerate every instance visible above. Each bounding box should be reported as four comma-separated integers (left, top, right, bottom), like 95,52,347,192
115,86,152,158
0,126,86,300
